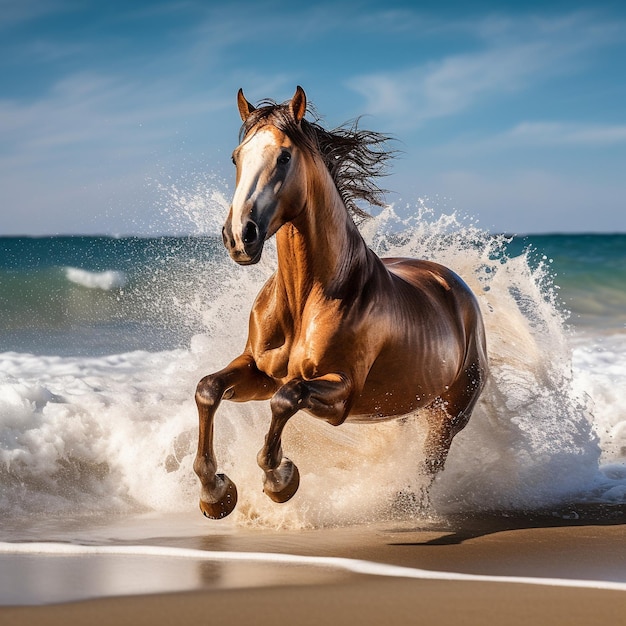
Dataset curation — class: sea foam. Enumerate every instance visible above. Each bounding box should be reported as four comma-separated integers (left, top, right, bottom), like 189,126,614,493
1,201,625,529
65,267,127,290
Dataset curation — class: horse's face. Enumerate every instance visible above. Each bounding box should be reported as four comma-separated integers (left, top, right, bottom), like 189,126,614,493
222,87,308,265
223,128,305,265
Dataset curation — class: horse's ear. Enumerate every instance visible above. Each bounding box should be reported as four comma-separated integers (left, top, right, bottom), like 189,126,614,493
289,86,307,123
237,88,255,122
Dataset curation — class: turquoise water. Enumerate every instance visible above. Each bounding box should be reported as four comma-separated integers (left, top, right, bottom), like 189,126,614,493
505,233,626,331
0,236,222,355
1,233,623,355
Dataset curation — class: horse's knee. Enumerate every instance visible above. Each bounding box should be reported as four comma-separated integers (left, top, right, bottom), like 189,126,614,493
195,374,224,408
270,379,308,419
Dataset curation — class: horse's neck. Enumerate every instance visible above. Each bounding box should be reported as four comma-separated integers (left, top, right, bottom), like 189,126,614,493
275,167,373,309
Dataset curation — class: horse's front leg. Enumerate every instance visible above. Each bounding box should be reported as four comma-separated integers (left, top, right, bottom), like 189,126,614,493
194,354,275,519
258,374,353,503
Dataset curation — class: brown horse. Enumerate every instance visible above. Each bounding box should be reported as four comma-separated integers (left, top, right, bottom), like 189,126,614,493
194,86,488,519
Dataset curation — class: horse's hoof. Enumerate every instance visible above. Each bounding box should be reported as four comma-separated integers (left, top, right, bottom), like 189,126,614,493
263,458,300,503
199,474,238,519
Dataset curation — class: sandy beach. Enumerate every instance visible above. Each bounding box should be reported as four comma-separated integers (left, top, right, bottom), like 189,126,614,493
1,506,624,626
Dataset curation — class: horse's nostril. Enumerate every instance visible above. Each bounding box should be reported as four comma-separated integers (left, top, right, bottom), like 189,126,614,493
243,221,259,245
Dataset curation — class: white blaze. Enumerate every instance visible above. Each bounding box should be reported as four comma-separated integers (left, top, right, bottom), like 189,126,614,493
230,129,279,248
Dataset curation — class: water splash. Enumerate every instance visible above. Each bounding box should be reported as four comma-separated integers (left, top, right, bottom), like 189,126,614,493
131,192,609,526
1,180,623,530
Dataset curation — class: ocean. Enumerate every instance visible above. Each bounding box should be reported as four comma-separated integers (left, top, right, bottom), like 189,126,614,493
1,206,625,537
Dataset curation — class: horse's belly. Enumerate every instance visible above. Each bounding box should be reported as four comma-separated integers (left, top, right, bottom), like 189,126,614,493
348,375,429,418
348,386,432,421
349,351,460,420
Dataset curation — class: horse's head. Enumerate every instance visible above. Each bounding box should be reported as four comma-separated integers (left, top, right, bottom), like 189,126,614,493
222,86,309,265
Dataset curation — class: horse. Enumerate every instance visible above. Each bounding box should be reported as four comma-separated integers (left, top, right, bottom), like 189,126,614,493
193,86,488,519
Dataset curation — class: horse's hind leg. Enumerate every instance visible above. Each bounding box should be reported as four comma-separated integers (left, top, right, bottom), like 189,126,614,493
423,405,464,478
423,360,486,479
194,354,275,519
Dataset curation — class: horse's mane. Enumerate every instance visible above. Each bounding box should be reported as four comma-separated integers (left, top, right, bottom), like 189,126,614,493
240,99,396,222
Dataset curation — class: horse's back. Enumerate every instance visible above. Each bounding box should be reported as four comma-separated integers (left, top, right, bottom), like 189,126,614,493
384,257,470,296
383,257,483,323
381,256,487,368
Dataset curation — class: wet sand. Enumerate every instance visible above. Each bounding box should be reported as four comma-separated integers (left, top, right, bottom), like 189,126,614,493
1,506,625,626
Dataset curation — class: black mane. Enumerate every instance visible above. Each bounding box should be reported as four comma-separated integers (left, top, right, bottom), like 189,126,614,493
240,99,396,222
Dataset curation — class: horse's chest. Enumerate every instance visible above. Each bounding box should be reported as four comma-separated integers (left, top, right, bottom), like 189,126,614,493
251,304,341,382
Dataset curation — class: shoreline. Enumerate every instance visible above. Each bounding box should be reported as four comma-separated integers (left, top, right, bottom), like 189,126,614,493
1,506,624,625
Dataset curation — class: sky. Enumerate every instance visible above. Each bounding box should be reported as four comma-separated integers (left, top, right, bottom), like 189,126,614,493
1,0,625,236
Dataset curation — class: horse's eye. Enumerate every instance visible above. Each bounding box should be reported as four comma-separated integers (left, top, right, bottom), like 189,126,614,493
277,152,291,165
231,155,236,165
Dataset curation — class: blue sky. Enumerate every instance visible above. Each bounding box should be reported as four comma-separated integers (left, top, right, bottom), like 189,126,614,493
1,0,625,235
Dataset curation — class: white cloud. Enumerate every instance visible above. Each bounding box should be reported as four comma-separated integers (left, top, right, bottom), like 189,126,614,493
506,122,626,146
431,121,626,157
357,43,546,120
0,65,238,234
0,69,234,169
0,0,74,29
348,11,626,129
0,2,303,235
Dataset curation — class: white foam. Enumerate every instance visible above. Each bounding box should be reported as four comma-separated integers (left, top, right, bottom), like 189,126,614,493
65,267,127,290
569,332,626,501
0,542,624,592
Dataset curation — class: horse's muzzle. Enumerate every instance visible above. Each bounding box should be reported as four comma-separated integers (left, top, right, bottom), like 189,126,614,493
222,220,265,265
